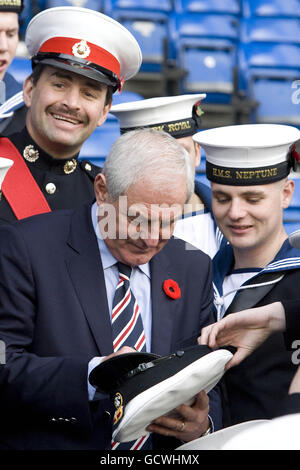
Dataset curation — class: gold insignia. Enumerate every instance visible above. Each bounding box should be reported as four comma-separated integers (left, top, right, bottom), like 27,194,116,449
113,392,123,425
72,40,91,59
64,159,77,175
85,163,92,172
23,145,39,163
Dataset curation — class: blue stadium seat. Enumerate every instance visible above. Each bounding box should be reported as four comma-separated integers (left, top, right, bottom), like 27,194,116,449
250,76,300,125
111,9,170,73
7,56,32,84
44,0,105,10
240,18,300,44
238,41,300,125
242,0,300,19
110,0,172,13
178,43,236,99
174,0,240,16
170,13,239,101
171,12,239,42
239,43,300,70
79,121,120,165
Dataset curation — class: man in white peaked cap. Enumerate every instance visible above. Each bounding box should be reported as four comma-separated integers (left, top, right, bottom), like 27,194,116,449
110,94,223,257
194,123,300,427
0,6,141,224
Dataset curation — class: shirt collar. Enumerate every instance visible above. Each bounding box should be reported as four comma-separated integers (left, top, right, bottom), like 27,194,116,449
91,201,151,278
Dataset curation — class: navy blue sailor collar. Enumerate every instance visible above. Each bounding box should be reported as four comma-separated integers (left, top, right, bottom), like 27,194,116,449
213,238,300,298
0,72,24,117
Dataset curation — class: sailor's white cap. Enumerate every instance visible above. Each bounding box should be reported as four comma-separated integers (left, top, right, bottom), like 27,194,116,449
110,94,206,138
193,123,300,185
25,7,142,92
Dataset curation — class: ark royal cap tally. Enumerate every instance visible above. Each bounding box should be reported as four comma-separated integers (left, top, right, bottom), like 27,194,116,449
193,123,300,186
25,7,142,92
110,94,206,138
0,0,23,13
89,345,232,443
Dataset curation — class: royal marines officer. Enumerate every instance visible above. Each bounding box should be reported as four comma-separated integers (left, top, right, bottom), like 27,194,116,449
194,123,300,427
110,94,223,257
0,6,141,224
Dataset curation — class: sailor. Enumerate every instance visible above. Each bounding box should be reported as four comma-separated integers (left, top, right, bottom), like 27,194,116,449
194,123,300,426
0,6,141,224
110,94,223,257
0,0,24,126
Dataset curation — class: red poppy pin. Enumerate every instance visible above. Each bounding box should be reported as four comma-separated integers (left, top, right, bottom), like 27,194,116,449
163,279,181,300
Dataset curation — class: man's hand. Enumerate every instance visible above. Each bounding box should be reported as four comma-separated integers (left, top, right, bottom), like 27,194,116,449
289,366,300,394
199,302,286,369
102,346,137,362
146,390,210,442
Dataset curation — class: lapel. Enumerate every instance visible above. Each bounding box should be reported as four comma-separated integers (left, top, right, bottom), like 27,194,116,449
150,244,176,356
65,203,113,356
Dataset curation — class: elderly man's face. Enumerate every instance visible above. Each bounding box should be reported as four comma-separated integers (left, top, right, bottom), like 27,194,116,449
23,66,111,158
0,12,19,81
95,174,188,266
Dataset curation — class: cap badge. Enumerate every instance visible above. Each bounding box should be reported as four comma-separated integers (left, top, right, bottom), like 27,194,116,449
23,145,39,163
194,102,204,117
113,392,124,425
64,159,77,175
72,40,91,59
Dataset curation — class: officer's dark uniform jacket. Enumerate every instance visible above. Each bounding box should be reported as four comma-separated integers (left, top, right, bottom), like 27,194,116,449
213,239,300,427
0,126,100,224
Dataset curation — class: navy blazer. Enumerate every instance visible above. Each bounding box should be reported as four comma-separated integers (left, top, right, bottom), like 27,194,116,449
0,203,217,450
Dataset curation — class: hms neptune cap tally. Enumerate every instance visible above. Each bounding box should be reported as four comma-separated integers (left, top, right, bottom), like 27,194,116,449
25,6,142,92
193,123,300,186
110,93,206,138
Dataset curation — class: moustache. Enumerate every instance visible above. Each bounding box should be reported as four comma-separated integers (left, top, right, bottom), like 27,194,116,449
47,105,88,125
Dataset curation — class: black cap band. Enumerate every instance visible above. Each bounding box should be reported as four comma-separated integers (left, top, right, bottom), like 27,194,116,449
0,0,23,12
120,116,200,138
32,52,119,90
206,160,291,185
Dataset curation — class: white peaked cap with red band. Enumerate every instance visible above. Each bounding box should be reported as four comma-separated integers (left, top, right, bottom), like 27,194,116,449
25,6,142,92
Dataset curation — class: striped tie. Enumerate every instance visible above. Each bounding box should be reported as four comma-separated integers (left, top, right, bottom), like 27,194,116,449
111,262,151,450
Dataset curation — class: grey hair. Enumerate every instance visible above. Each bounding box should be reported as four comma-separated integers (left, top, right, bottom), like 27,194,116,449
102,128,195,201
